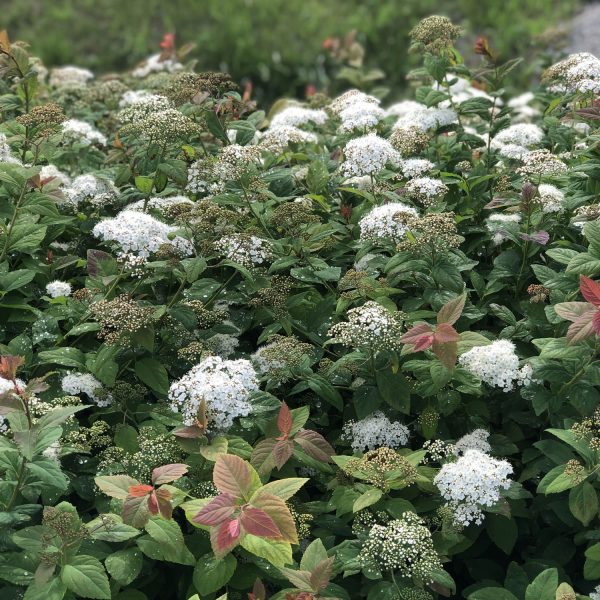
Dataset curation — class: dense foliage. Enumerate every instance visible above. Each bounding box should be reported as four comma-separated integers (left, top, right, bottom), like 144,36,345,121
3,0,577,103
2,16,600,600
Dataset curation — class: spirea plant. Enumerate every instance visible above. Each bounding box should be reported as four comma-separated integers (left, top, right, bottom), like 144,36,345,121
2,18,600,600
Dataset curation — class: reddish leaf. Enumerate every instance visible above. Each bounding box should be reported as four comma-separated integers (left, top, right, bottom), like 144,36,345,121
147,490,159,515
432,340,458,369
519,230,549,245
155,487,173,519
400,323,434,348
251,492,298,544
294,429,335,462
95,475,139,500
241,506,282,539
433,323,460,344
212,519,242,558
309,557,334,592
213,454,255,500
554,302,595,322
277,402,293,437
413,332,435,352
567,310,596,344
0,355,24,380
193,493,237,526
580,275,600,307
151,463,188,485
122,494,151,528
128,484,153,498
86,249,114,276
436,293,466,325
249,578,266,600
593,311,600,335
273,440,294,470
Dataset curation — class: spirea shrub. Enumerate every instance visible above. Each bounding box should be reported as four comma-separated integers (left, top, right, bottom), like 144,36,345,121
3,17,600,600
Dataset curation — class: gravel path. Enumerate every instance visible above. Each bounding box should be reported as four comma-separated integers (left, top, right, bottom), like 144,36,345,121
568,3,600,55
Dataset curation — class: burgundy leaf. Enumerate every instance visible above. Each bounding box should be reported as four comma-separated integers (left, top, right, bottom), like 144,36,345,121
86,249,113,276
294,429,335,462
147,490,159,515
213,454,254,500
128,484,153,498
433,323,460,344
581,275,600,307
193,493,237,526
155,487,173,519
122,494,151,528
212,518,242,558
277,401,293,437
519,230,549,245
400,323,433,347
567,310,596,344
593,310,600,335
436,293,466,325
240,506,282,538
172,425,205,438
309,556,335,592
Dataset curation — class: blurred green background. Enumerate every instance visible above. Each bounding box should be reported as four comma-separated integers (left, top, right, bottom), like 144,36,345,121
3,0,579,104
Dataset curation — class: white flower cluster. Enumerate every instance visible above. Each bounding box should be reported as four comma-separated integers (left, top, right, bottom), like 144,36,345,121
0,377,24,395
508,92,540,121
328,301,403,351
590,585,600,600
341,133,401,177
61,174,118,209
538,184,565,213
49,66,94,88
117,94,172,123
62,119,107,146
40,164,71,186
359,202,418,243
92,210,193,258
454,429,491,456
404,176,448,206
330,90,380,114
491,124,544,159
338,102,385,132
260,126,318,153
434,449,513,526
127,195,194,213
394,105,457,132
168,356,259,429
545,52,600,94
343,411,409,452
132,54,183,78
458,340,532,391
401,158,435,179
385,100,423,118
46,281,72,298
434,77,494,106
0,133,21,165
119,89,160,107
270,106,328,129
61,373,113,407
215,235,271,268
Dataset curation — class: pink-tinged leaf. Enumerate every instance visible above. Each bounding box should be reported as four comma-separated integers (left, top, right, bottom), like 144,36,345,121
122,494,151,528
280,567,314,591
128,484,154,498
155,487,173,519
251,492,298,544
400,323,434,347
241,506,282,539
273,439,294,470
251,438,277,477
580,275,600,307
277,402,293,437
432,340,458,370
147,490,159,515
554,302,595,322
193,493,237,526
519,230,550,245
95,475,140,500
294,429,335,462
567,310,597,344
151,463,188,485
413,332,435,352
433,323,460,344
436,293,466,325
172,424,205,438
593,311,600,335
310,556,335,592
211,519,242,558
86,249,114,276
249,578,266,600
213,454,254,500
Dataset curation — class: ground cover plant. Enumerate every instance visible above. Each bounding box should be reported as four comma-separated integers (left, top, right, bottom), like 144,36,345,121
2,16,600,600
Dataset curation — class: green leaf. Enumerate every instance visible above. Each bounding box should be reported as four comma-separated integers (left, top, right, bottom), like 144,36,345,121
24,577,67,600
105,548,143,586
468,589,518,600
134,176,153,194
0,269,35,292
61,555,111,599
256,478,308,501
300,538,329,572
486,514,518,554
240,534,292,567
353,488,383,512
569,482,598,526
144,517,195,565
135,357,169,395
525,568,558,600
193,553,237,595
375,369,410,414
38,347,85,368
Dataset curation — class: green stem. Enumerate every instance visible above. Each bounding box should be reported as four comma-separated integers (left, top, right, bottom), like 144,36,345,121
0,183,28,263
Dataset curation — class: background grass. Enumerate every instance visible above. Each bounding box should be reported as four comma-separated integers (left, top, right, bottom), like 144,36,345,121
4,0,579,104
